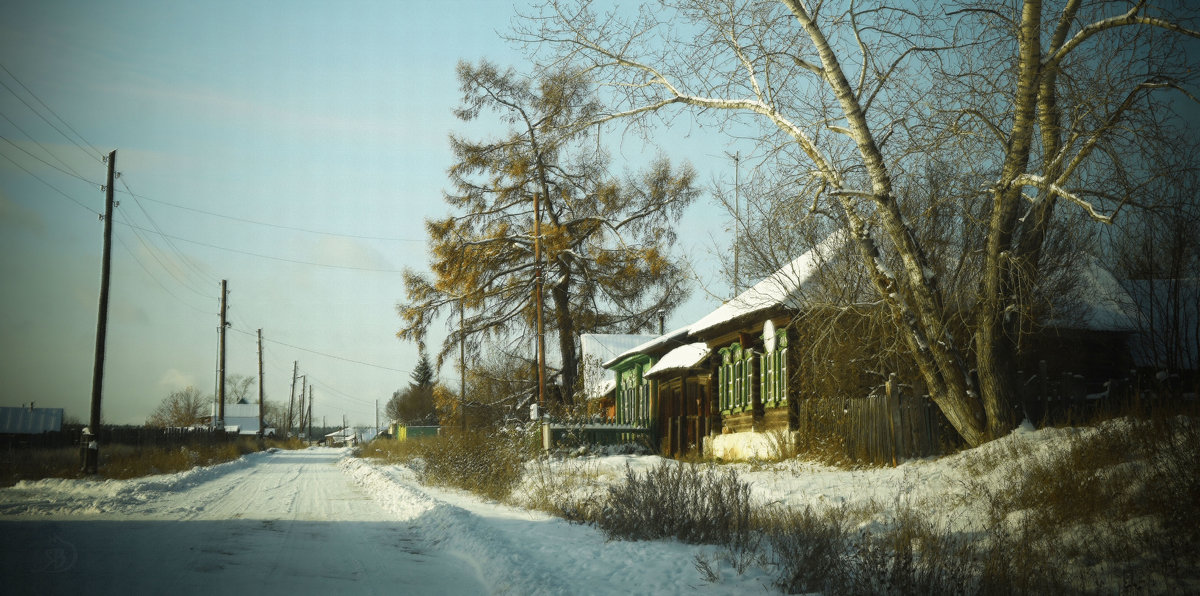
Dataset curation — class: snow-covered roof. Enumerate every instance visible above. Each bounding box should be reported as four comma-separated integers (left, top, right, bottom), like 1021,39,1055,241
0,407,63,434
644,343,710,379
581,334,660,398
588,378,617,399
688,231,847,337
1063,259,1138,332
602,327,690,369
581,334,661,361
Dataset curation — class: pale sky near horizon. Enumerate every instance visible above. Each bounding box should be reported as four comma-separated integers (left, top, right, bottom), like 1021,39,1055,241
0,1,742,425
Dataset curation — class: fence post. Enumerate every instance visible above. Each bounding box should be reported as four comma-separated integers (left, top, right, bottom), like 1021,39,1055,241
887,374,902,466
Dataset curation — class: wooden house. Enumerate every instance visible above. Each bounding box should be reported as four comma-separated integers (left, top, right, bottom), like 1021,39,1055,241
604,232,847,457
580,333,659,419
605,229,1146,460
603,329,690,430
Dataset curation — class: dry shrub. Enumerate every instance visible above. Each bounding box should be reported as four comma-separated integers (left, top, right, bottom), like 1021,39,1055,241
959,415,1200,593
366,427,537,501
596,461,755,546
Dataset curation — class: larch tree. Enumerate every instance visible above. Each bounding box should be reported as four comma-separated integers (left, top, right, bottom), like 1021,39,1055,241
397,60,699,404
515,0,1200,445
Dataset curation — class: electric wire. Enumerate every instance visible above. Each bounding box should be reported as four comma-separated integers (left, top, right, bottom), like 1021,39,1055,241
114,210,215,300
118,189,424,242
114,231,215,315
119,176,221,286
0,128,99,185
115,220,405,272
0,148,100,216
0,62,105,161
229,327,408,373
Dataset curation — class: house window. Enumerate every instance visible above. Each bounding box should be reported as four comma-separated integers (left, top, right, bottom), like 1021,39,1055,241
719,343,753,414
760,329,789,406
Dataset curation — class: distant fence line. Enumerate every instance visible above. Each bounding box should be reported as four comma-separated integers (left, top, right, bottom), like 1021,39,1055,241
541,421,652,451
1,425,238,450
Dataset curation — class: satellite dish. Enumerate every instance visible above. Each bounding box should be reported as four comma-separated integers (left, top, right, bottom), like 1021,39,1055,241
763,319,777,353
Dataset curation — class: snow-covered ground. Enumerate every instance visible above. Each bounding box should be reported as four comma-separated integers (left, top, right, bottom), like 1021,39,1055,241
1,446,776,595
0,422,1178,594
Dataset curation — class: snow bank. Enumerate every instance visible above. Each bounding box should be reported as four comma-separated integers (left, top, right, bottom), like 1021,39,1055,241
344,457,776,594
0,450,273,517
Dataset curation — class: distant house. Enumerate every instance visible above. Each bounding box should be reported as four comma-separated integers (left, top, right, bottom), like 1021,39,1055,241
580,333,659,419
0,406,63,434
0,406,65,448
388,421,440,441
211,399,275,436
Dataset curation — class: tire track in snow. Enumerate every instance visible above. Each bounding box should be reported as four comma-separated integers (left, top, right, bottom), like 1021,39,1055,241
340,458,572,596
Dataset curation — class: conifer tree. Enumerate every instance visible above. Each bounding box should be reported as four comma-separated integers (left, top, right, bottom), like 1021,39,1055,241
398,61,698,404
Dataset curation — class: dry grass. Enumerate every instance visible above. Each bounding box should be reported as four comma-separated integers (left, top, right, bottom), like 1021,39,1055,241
363,427,538,501
0,447,79,487
514,456,604,520
100,440,260,480
1,438,299,486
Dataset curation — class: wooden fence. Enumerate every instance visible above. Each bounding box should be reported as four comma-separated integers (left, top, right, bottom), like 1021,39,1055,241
2,425,237,451
541,421,652,451
794,374,950,465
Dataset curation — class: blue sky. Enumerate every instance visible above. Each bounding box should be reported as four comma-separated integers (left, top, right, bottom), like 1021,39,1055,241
0,1,739,425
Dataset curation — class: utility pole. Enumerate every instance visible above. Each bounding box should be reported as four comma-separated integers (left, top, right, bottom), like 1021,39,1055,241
287,361,297,437
730,151,740,296
460,299,467,432
217,279,228,428
297,375,307,436
306,386,313,441
82,149,116,474
257,329,265,438
374,399,378,436
533,192,546,412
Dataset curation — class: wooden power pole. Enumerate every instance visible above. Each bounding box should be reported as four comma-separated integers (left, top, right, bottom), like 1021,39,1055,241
82,149,116,474
306,386,313,441
217,279,228,428
297,375,307,436
257,328,265,438
533,192,546,412
287,361,297,437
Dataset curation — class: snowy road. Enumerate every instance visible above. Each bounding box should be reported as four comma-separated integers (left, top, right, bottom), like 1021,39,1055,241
2,447,774,595
0,449,487,595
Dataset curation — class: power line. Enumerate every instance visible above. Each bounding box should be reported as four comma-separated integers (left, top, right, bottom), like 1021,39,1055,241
0,62,104,161
0,148,100,216
114,220,406,272
0,124,97,184
114,232,215,314
119,176,220,286
114,210,215,300
230,327,408,373
117,189,424,242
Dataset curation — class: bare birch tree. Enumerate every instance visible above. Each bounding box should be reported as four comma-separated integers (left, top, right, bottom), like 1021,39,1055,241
515,0,1200,445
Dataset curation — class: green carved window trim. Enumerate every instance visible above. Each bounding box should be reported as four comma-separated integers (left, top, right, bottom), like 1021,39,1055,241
718,342,752,414
761,328,790,408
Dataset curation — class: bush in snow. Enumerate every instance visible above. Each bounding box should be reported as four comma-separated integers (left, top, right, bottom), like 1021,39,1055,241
595,461,756,547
